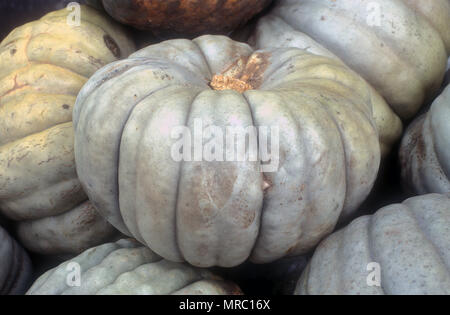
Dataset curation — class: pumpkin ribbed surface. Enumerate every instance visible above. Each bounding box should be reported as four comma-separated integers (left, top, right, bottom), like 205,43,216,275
0,5,135,254
252,0,449,120
297,194,450,295
74,35,381,267
400,85,450,195
27,239,242,295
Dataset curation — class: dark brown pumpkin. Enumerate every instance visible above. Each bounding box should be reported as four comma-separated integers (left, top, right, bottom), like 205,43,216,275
95,0,272,37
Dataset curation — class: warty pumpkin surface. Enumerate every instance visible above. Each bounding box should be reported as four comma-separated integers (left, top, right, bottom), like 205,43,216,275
0,5,135,255
74,35,381,267
27,239,242,295
252,0,450,120
0,225,32,295
91,0,272,38
400,85,450,195
296,194,450,295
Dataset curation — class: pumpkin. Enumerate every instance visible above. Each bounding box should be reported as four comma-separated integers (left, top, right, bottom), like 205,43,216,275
296,193,450,295
74,35,381,267
0,225,32,295
88,0,272,38
27,239,242,295
251,0,450,120
0,5,135,255
399,85,450,195
16,201,121,255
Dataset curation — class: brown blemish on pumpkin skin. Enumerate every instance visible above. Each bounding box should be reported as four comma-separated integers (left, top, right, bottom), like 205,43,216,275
0,75,29,102
415,130,427,163
88,56,105,68
182,164,239,230
37,157,56,166
103,35,121,58
238,209,256,229
399,116,426,192
210,52,271,93
77,203,97,227
101,0,272,37
59,184,84,201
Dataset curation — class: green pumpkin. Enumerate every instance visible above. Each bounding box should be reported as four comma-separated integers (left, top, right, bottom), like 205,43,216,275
74,35,383,267
27,239,242,295
297,194,450,295
251,0,449,121
400,85,450,194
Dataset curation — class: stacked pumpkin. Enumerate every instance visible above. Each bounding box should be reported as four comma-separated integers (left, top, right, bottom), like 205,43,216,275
73,35,384,267
251,0,450,120
27,239,242,295
0,5,135,255
0,0,450,296
86,0,273,38
296,194,450,295
400,85,450,195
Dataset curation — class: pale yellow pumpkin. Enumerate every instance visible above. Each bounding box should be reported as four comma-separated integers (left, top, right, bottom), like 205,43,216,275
0,5,135,255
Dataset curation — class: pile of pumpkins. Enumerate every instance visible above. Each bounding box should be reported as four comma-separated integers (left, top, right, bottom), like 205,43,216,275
0,0,449,295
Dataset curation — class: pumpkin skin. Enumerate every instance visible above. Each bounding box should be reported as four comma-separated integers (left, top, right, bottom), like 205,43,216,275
399,85,450,195
296,194,450,295
0,225,32,295
27,239,242,295
445,58,450,87
16,201,120,255
401,0,450,53
251,15,402,157
74,35,381,267
0,6,135,254
93,0,272,38
252,0,450,120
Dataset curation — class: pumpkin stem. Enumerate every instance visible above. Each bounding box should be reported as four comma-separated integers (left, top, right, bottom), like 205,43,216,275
209,52,271,93
210,75,253,93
